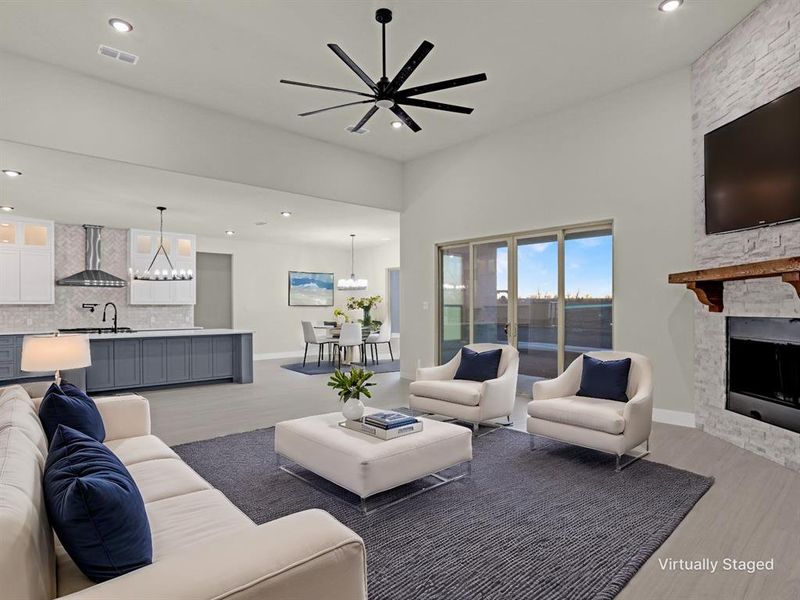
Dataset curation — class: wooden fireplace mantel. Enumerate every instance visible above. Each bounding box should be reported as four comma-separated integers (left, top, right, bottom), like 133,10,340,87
668,256,800,313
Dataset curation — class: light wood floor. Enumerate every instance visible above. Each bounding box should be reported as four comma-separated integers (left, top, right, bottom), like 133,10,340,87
145,358,800,600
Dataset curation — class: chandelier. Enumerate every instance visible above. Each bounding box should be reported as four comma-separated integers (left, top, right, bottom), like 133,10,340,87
337,234,368,291
132,207,194,281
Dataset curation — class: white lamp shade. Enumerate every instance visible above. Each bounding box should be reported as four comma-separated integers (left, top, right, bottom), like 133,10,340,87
21,334,92,372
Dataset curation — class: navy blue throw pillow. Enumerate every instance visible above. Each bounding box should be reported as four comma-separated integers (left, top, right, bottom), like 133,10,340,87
576,355,632,402
454,347,503,382
39,381,105,445
44,425,152,583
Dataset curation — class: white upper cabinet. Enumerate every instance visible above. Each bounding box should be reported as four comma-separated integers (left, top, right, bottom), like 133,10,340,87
128,229,196,305
0,216,54,305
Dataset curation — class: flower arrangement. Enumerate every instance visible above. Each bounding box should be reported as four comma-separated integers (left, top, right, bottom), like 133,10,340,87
346,295,383,329
332,307,351,323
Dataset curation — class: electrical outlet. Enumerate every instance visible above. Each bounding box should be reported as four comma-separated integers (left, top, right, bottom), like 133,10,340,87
422,301,429,310
26,318,32,326
744,236,756,253
772,231,781,247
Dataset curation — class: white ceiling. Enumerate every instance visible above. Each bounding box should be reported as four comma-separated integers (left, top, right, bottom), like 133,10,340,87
0,0,761,161
0,141,399,248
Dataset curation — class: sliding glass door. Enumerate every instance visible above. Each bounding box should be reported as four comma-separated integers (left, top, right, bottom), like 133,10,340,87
516,234,559,379
438,224,613,379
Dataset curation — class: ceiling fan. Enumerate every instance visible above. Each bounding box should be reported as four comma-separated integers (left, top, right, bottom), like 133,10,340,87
280,7,487,133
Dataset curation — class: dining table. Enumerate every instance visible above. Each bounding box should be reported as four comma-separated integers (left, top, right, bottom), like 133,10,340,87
313,324,372,365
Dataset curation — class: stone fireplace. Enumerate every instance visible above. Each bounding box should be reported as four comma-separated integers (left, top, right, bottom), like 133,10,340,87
692,0,800,471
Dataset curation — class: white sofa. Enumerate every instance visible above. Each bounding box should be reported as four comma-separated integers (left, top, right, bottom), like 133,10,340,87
0,383,367,600
527,351,653,471
409,343,519,433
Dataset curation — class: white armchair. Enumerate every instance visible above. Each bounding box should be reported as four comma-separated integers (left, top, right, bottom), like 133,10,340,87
409,343,519,434
527,351,653,471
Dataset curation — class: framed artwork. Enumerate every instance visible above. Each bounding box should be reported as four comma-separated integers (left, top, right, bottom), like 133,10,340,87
288,271,334,306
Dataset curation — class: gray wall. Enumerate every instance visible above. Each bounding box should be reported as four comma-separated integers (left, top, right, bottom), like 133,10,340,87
691,0,800,471
195,252,233,329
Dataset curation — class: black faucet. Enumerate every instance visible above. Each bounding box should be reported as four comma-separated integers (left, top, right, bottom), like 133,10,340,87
102,302,118,333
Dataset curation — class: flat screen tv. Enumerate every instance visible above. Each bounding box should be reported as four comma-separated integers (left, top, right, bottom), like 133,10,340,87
704,85,800,234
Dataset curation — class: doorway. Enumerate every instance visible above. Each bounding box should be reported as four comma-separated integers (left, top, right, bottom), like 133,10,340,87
195,252,233,329
437,223,613,381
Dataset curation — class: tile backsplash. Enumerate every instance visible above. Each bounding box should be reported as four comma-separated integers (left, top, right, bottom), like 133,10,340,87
0,223,193,332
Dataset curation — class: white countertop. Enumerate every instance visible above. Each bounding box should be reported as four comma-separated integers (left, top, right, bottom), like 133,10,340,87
0,328,252,338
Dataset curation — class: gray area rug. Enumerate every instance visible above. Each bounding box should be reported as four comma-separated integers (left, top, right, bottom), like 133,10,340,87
174,426,713,600
281,359,400,375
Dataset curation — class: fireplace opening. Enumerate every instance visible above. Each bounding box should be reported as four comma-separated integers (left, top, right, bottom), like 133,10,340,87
727,317,800,435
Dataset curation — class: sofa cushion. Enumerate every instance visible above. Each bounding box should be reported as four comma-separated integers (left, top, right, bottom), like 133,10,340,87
55,490,255,597
39,381,105,444
528,396,626,435
104,435,179,466
0,390,49,463
577,355,631,402
44,425,152,583
409,379,483,406
0,427,56,600
454,347,502,382
126,458,212,504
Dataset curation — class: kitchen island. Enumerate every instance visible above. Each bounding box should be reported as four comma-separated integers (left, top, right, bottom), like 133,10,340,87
0,328,253,392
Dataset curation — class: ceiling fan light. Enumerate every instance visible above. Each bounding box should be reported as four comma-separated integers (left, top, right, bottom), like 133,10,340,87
658,0,683,12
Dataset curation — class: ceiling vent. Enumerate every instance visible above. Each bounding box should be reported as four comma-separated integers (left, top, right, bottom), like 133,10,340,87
98,44,139,65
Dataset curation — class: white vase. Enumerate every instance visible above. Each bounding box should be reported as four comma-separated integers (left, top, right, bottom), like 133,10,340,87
342,397,365,421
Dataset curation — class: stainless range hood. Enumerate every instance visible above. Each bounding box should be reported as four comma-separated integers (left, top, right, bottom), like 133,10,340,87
56,225,127,287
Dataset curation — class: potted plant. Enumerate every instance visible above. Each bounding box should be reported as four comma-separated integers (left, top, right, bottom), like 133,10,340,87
327,367,375,420
346,295,383,330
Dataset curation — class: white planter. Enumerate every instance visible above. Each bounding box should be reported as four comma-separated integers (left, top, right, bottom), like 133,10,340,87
342,397,365,421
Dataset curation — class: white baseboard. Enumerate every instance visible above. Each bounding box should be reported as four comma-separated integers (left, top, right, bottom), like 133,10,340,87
653,408,695,428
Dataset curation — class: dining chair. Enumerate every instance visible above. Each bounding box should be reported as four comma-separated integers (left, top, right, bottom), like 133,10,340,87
365,322,393,365
301,321,333,367
334,322,364,368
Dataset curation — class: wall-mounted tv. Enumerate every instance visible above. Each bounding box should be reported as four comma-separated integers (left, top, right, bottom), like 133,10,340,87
704,85,800,234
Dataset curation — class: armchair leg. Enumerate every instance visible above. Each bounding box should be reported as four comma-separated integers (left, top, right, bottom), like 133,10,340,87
529,435,536,451
615,439,650,472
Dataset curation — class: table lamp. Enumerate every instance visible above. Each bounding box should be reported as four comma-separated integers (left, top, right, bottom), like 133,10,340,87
21,333,92,385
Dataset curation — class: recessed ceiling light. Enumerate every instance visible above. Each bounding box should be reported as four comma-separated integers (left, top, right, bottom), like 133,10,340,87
225,230,235,236
280,211,292,217
2,170,22,177
255,221,268,226
381,237,391,241
109,18,133,33
391,121,402,129
0,206,14,212
658,0,683,12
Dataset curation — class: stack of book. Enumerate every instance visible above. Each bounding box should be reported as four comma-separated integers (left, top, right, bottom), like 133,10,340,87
341,411,423,440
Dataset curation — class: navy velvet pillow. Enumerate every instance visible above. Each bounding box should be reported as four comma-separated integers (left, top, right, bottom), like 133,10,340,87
576,355,632,402
39,381,105,444
44,425,152,583
454,347,503,382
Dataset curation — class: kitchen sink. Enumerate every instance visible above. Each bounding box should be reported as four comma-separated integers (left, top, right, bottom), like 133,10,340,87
58,327,136,334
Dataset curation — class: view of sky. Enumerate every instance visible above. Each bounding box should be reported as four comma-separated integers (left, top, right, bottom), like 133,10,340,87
442,233,613,300
499,234,612,298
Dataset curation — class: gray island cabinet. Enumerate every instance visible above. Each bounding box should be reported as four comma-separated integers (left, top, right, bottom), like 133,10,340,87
0,330,253,393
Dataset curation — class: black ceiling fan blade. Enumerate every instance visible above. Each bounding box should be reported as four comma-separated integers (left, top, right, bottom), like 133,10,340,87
385,40,434,95
396,73,487,98
389,104,421,132
351,105,379,132
396,97,473,114
280,79,375,99
327,44,379,92
299,100,374,117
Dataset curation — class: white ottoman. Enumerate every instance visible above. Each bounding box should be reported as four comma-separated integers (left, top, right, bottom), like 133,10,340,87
275,411,472,511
